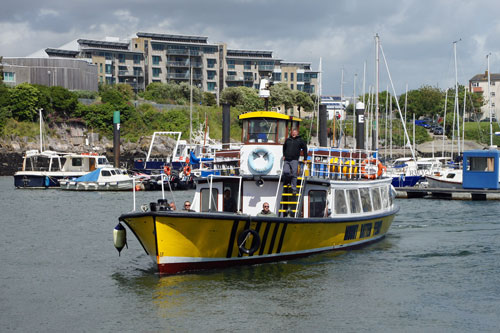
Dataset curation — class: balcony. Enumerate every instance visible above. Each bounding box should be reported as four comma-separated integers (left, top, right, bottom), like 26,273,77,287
258,65,274,71
118,70,144,77
226,75,244,82
167,61,202,68
167,73,203,80
167,49,200,56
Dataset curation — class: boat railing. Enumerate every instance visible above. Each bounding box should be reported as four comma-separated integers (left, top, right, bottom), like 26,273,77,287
306,147,382,181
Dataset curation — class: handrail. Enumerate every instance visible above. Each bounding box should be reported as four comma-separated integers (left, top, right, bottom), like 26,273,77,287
273,159,284,214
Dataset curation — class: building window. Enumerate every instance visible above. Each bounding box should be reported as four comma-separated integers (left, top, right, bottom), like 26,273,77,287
284,72,288,81
3,72,15,82
152,68,161,77
291,73,294,81
207,82,216,91
297,73,304,82
308,190,327,217
491,81,496,86
272,72,281,81
133,55,141,64
472,82,479,87
297,84,304,91
105,64,112,74
207,59,216,68
491,92,496,97
152,56,161,65
244,61,251,70
290,84,294,90
207,70,216,80
118,54,125,63
227,60,235,69
151,43,164,51
99,63,103,73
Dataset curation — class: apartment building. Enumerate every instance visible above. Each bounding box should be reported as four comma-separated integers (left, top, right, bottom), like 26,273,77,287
469,71,500,120
274,62,318,94
5,31,318,98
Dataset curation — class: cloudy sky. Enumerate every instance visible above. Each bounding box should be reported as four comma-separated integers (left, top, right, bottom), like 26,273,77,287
1,0,499,96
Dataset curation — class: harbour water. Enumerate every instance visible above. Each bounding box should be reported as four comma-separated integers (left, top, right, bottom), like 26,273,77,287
1,176,499,332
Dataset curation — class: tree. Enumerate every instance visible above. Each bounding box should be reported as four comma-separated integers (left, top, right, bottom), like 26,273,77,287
202,92,216,106
238,86,264,111
220,87,243,107
50,86,78,118
9,83,42,121
269,83,294,113
293,90,314,118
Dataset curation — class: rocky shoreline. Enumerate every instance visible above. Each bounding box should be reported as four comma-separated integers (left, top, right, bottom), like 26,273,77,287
0,123,176,176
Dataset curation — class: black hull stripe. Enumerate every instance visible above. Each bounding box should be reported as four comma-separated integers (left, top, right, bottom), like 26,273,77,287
276,222,288,253
259,222,272,255
268,222,281,254
226,220,240,258
249,222,262,257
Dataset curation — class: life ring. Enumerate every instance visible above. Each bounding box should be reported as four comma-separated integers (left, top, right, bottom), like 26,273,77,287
237,229,261,255
248,147,274,174
183,165,191,176
163,165,171,175
361,158,385,179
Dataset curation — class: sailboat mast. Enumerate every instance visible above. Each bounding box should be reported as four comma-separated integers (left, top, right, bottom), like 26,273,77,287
39,109,43,153
487,53,493,147
316,57,322,143
375,34,380,151
442,89,448,159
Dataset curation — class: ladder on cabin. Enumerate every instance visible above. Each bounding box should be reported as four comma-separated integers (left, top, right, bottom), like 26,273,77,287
278,172,307,217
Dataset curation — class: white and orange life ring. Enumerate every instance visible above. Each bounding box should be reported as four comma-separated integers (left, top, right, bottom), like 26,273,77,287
163,165,171,175
360,158,386,179
183,165,191,176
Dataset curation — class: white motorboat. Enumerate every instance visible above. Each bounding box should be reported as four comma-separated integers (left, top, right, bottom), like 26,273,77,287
59,167,137,191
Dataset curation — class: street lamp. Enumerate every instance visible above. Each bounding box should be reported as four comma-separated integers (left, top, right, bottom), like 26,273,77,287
47,70,51,87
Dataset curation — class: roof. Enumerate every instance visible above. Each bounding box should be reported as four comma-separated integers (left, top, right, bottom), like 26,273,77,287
470,73,500,82
239,111,301,122
136,32,208,44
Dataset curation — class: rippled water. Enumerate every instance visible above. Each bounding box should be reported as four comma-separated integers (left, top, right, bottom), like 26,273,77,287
1,176,499,332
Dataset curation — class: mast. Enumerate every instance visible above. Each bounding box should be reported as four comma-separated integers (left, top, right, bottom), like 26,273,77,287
390,93,393,159
404,83,408,158
442,89,448,159
487,53,493,147
189,64,193,146
375,34,380,151
353,74,357,144
39,109,43,153
316,57,322,143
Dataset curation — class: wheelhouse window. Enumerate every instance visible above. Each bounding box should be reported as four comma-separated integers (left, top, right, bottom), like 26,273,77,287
248,119,277,143
101,170,111,177
347,189,362,214
309,190,327,217
72,158,82,167
467,157,495,172
371,187,382,211
334,189,348,215
380,185,390,208
359,188,372,212
277,120,287,144
201,188,218,212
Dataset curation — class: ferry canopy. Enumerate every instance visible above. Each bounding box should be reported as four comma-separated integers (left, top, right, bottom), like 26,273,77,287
239,111,301,122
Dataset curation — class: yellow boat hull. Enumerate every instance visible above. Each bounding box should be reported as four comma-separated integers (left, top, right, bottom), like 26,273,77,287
120,208,398,274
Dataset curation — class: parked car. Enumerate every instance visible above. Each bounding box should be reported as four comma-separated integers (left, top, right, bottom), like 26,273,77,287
433,127,444,135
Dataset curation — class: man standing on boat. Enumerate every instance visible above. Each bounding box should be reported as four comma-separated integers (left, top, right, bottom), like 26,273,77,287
282,129,308,194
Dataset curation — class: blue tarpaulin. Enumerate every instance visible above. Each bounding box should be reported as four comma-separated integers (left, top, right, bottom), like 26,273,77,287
74,168,101,182
189,151,213,164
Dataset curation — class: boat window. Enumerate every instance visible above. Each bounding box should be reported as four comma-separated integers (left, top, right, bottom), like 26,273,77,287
380,185,390,208
360,223,372,238
308,190,327,217
277,120,287,144
98,157,108,164
72,158,82,167
347,189,362,214
467,157,495,172
201,188,218,212
101,170,111,177
446,173,456,179
242,120,248,142
359,188,372,212
248,119,277,143
334,189,348,215
371,187,382,211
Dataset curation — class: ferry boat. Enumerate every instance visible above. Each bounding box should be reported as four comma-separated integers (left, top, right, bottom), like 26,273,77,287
116,111,399,274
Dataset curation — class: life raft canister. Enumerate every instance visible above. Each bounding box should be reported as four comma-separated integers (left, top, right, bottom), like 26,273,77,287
248,147,274,174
